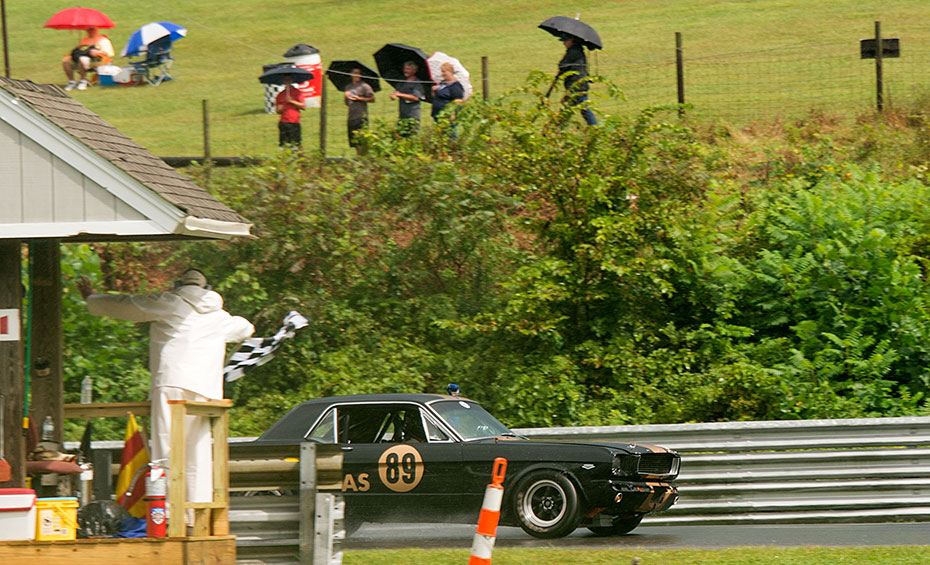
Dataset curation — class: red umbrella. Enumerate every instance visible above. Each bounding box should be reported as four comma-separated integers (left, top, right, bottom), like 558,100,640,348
44,7,115,30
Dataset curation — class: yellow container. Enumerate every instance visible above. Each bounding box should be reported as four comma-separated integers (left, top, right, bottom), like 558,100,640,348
35,497,78,541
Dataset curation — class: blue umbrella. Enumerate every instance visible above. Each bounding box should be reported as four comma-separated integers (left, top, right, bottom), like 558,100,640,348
121,22,187,57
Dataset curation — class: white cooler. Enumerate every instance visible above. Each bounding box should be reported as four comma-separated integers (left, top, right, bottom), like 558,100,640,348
0,488,37,540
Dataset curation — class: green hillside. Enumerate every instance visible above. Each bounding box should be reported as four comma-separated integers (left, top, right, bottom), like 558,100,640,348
6,0,930,157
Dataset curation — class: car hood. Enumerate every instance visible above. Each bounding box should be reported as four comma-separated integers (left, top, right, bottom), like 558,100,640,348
470,436,676,456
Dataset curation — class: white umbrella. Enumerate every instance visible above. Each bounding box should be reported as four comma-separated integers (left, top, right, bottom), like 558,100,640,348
120,22,187,57
427,51,472,100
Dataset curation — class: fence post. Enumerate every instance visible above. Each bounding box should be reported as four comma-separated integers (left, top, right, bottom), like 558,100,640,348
676,32,685,118
319,80,327,159
874,21,883,112
481,56,489,100
299,443,318,563
202,99,212,182
1,0,10,78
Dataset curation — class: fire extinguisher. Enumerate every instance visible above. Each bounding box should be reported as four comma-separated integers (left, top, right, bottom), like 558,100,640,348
145,462,167,537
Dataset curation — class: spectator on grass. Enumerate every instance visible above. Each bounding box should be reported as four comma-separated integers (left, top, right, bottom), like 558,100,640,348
390,61,425,137
62,27,114,92
430,62,466,131
276,74,307,148
344,68,375,154
558,36,597,126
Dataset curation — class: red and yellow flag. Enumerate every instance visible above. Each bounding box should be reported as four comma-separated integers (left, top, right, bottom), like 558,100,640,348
116,413,150,518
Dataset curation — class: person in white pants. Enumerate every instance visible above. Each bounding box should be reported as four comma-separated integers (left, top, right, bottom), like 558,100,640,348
78,269,254,513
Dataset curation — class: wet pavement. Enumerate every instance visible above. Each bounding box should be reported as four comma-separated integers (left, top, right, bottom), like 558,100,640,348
345,522,930,550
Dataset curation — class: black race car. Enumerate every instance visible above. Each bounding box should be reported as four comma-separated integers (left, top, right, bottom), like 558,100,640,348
253,392,680,538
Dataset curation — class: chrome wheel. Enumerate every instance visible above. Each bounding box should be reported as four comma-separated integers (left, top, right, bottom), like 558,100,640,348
522,479,567,528
514,471,579,538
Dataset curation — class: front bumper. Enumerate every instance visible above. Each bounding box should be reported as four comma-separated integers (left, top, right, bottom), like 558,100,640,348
603,480,678,514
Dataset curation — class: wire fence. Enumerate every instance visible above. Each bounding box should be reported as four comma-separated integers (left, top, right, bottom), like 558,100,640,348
486,39,930,125
176,29,930,159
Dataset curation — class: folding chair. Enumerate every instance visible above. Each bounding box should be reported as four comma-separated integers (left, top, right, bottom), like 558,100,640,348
130,35,175,86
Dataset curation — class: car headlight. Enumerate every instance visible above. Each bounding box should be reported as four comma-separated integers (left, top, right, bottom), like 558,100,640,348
611,454,639,477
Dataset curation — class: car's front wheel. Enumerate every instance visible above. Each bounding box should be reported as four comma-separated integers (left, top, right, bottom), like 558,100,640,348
513,470,579,538
586,513,644,536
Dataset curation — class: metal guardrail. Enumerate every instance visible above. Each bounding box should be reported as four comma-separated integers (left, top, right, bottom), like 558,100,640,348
514,415,930,525
228,443,344,564
69,416,930,561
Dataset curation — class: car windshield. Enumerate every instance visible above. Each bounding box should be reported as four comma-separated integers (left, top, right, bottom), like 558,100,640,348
430,399,517,440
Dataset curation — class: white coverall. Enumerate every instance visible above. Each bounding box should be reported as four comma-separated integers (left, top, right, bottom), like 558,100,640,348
86,285,254,503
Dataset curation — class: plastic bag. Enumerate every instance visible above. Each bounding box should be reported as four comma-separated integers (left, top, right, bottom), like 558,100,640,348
77,500,131,538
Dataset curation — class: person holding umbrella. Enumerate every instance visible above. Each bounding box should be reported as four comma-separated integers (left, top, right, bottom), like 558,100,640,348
538,16,602,126
276,73,307,148
558,36,596,126
431,62,466,135
345,68,375,154
390,61,426,137
61,27,114,91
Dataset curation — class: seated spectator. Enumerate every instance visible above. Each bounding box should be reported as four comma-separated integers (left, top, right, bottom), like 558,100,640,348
62,27,114,91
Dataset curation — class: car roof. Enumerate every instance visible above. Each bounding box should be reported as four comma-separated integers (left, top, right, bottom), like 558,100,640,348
256,393,470,441
300,393,459,404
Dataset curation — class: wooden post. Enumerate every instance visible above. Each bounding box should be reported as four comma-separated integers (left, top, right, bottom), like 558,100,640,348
1,0,10,78
676,32,685,118
299,442,317,564
0,240,24,488
28,240,63,446
168,401,186,537
481,56,489,100
874,21,884,112
319,80,327,159
202,99,212,182
210,406,229,535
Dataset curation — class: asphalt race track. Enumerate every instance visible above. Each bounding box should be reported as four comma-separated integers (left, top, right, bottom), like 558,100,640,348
345,522,930,551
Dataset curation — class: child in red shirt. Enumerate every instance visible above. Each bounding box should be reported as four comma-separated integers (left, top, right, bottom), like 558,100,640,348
275,74,306,147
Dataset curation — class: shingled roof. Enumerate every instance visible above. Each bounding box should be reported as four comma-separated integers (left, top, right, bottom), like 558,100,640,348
0,77,251,240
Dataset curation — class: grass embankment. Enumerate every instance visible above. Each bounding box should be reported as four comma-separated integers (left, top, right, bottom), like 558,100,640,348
344,546,930,564
6,1,930,156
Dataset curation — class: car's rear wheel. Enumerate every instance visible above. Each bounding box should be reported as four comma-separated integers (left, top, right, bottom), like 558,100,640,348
513,470,579,538
586,513,644,536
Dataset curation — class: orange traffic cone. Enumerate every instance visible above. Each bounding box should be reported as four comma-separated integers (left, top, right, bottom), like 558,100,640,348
469,457,508,565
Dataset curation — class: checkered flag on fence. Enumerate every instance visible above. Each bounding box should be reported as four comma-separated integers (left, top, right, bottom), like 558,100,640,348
224,310,309,382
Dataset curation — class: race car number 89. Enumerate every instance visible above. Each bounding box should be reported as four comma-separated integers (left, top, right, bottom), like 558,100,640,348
378,445,423,492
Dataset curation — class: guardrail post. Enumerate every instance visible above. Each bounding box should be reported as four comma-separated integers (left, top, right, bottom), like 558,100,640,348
314,492,344,565
299,442,318,563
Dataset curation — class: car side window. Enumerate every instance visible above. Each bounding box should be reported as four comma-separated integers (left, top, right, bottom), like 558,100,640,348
424,415,451,443
307,409,336,443
322,404,438,444
364,406,428,443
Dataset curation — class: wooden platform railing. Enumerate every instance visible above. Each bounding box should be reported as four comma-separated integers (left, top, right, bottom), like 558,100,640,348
63,400,233,538
167,399,231,538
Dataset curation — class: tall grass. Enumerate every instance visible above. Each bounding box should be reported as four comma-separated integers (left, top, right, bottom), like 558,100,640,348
6,1,930,156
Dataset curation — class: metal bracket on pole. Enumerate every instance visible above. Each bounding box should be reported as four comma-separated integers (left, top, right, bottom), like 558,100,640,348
299,442,318,563
314,492,344,565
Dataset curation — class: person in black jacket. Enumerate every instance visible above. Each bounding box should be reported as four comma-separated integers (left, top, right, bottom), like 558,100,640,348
558,37,597,126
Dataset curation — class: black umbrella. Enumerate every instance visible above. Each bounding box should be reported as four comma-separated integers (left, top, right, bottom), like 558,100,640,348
326,60,381,92
373,43,432,99
258,64,314,85
538,16,603,50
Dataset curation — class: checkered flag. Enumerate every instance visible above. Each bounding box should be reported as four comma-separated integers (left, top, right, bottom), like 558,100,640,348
224,310,309,382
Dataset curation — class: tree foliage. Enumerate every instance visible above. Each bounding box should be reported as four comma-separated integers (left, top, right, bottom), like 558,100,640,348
60,83,930,437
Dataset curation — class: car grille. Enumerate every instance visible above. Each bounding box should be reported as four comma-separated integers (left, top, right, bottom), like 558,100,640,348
638,453,677,476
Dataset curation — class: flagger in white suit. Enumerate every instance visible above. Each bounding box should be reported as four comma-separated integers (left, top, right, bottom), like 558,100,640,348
78,269,254,508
